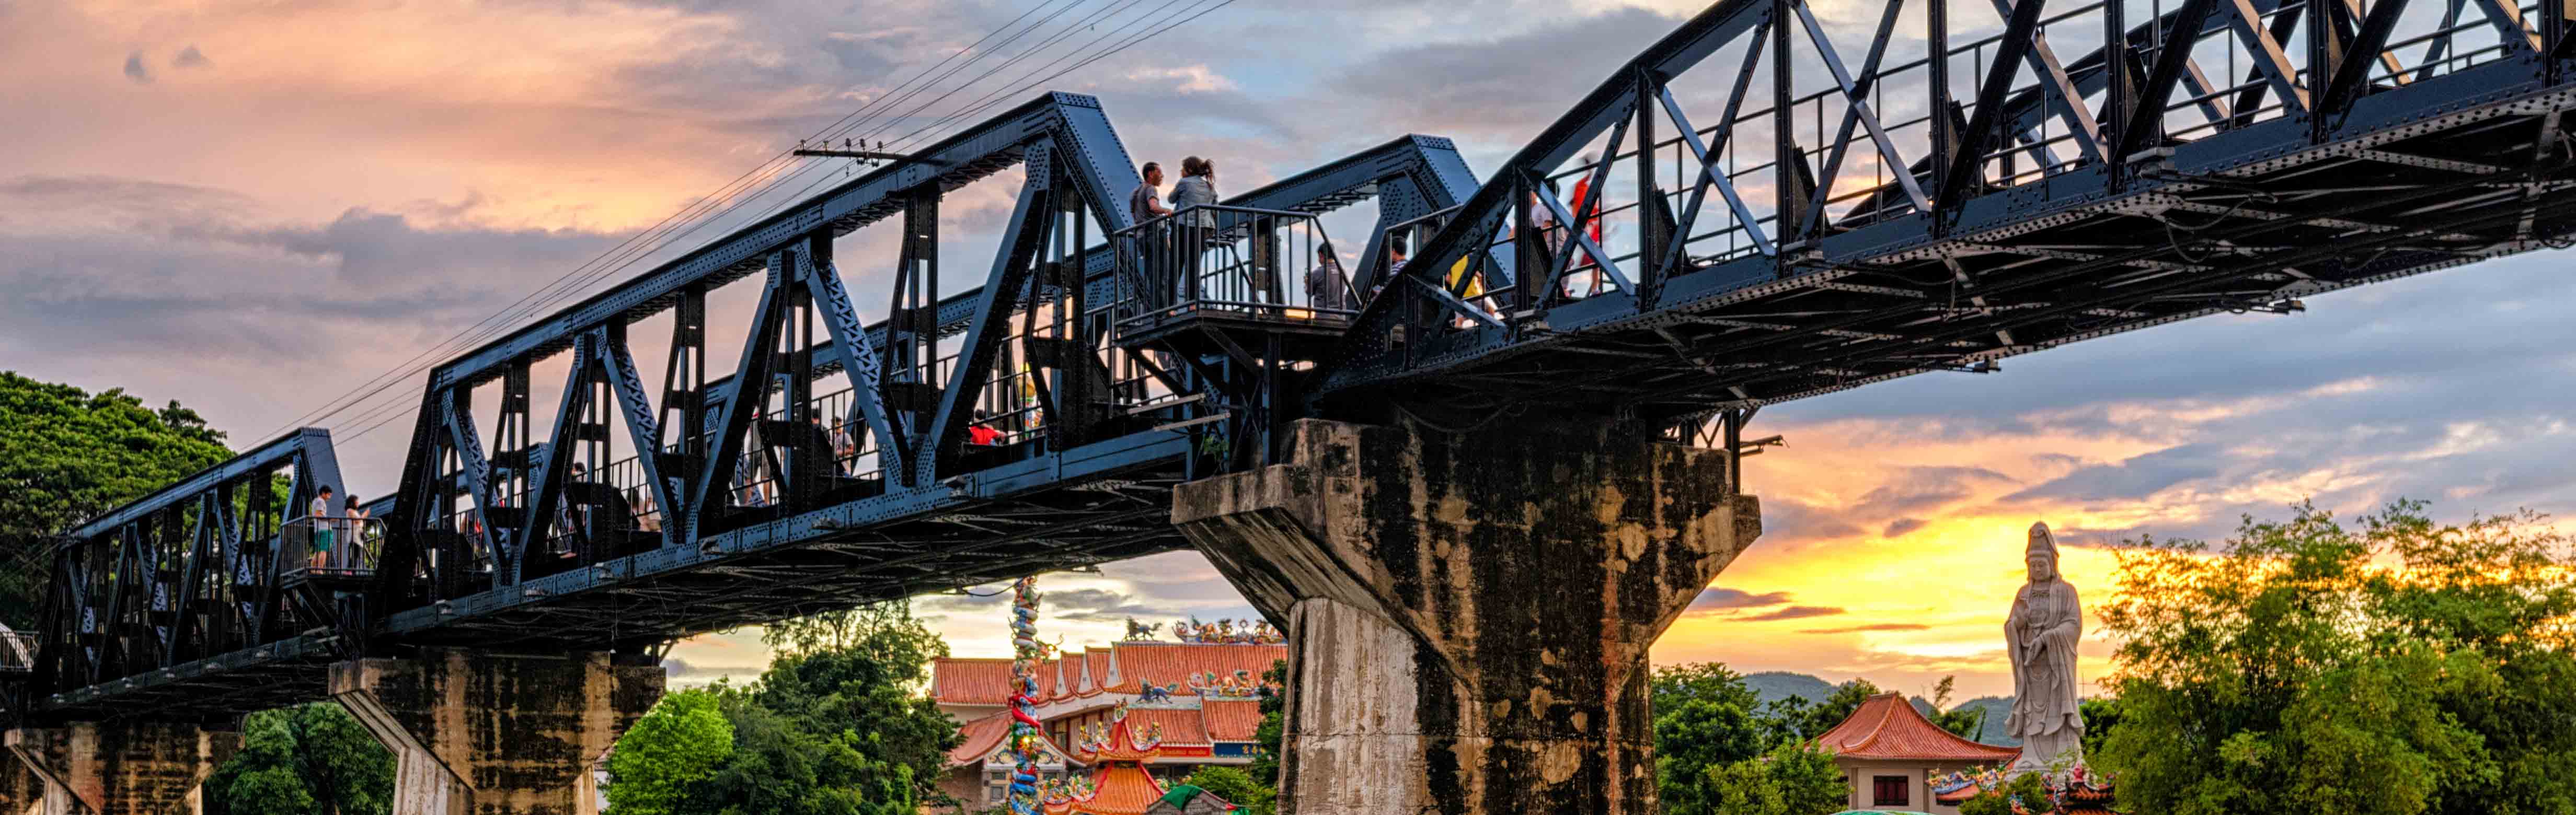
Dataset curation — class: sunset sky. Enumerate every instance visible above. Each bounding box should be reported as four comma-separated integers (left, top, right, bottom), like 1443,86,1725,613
8,0,2576,702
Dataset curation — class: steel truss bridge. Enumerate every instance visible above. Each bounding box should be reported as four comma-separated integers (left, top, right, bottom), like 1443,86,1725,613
19,0,2576,725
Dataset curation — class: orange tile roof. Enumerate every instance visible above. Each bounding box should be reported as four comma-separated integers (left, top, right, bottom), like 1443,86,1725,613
936,642,1285,705
932,657,1022,706
1817,693,2022,763
1102,643,1284,695
1125,708,1211,747
1043,764,1167,815
946,710,1076,768
1201,700,1263,742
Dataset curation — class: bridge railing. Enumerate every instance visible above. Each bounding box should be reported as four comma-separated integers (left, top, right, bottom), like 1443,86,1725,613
1111,204,1355,333
0,631,33,673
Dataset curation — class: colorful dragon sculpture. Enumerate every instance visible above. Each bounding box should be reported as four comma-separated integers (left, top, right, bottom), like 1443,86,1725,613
1006,576,1048,815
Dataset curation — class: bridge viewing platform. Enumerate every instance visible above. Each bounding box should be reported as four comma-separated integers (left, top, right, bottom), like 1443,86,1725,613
17,0,2576,811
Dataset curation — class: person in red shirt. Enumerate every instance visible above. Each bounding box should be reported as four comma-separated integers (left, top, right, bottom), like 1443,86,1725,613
1565,154,1606,297
968,409,1004,446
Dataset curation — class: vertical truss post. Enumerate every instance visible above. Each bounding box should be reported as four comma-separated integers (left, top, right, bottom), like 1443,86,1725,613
659,286,708,510
884,190,941,483
2104,0,2132,175
1929,0,1953,205
1636,66,1665,309
1772,0,1802,249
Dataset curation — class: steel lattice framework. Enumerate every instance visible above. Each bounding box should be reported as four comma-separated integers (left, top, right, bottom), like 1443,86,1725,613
1320,0,2576,444
22,0,2576,724
16,94,1478,723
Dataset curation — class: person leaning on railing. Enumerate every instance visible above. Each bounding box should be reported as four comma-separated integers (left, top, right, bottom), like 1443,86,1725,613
341,494,369,569
1169,157,1220,305
1308,240,1352,312
1130,161,1175,309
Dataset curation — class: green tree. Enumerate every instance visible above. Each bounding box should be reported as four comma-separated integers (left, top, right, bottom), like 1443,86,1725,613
609,688,735,815
2098,500,2576,815
1651,662,1768,815
1243,659,1286,788
1927,676,1988,740
203,703,394,815
0,372,234,627
641,602,960,815
1179,765,1276,815
2075,696,2123,760
1701,740,1848,815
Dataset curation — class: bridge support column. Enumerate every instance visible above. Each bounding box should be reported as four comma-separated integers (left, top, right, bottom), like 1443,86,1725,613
1174,419,1760,815
328,649,663,815
3,723,239,815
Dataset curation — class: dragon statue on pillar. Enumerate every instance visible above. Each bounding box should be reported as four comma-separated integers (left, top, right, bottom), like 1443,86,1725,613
1007,576,1049,815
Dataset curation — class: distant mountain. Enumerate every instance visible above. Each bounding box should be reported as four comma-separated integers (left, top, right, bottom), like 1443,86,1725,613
1743,671,1836,706
1953,696,2019,746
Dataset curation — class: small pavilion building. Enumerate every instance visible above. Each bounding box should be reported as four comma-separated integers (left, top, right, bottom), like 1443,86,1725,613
1817,692,2021,814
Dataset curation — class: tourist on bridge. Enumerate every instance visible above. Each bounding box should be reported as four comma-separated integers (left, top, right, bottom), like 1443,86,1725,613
1130,161,1175,309
1308,240,1351,311
341,494,369,568
1170,157,1220,304
308,485,336,569
830,414,856,475
969,409,1004,446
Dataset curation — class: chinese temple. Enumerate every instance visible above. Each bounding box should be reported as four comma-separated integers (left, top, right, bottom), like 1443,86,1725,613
1040,703,1170,815
1819,692,2022,814
932,621,1284,808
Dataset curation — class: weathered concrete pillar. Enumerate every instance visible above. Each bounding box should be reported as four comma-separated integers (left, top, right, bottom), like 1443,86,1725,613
1172,419,1761,815
329,649,662,815
4,722,240,815
0,756,37,815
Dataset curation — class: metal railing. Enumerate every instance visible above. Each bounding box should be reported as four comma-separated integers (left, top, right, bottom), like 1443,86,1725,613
1111,204,1356,331
0,631,32,672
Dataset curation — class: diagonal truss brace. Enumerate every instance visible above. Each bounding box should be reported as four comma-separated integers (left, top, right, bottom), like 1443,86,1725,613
1793,0,1930,221
1987,0,2110,164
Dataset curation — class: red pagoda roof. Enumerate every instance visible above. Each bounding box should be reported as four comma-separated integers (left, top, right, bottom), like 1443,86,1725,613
1818,693,2021,763
946,709,1078,769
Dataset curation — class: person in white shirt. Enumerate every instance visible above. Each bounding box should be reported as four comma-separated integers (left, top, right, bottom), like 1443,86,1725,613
308,485,336,568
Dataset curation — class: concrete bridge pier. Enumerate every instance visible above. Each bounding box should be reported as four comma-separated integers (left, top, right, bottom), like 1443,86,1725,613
1174,419,1762,815
3,721,240,815
329,649,664,815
